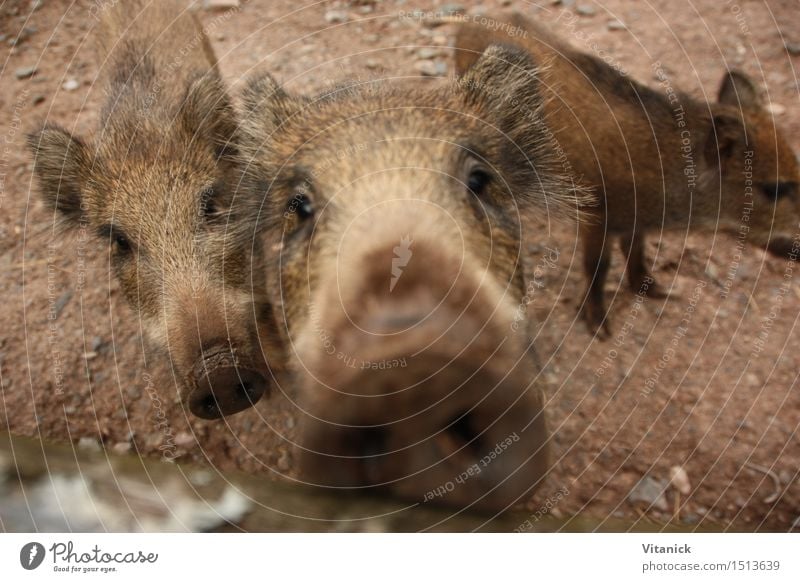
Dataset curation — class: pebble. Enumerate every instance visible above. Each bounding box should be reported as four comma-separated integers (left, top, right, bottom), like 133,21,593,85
669,465,691,495
112,442,131,454
439,3,466,16
324,10,349,24
33,94,45,105
204,0,240,9
414,60,439,76
63,78,80,91
785,41,800,56
363,33,379,43
365,59,381,69
416,47,441,59
77,437,102,453
576,5,595,16
175,432,196,447
628,475,669,512
14,66,36,79
277,451,291,472
83,351,98,360
607,19,626,31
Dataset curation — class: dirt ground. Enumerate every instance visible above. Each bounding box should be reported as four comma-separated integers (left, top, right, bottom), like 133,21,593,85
1,0,798,531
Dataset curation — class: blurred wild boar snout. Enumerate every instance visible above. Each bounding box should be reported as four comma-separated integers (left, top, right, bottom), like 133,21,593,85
297,206,548,509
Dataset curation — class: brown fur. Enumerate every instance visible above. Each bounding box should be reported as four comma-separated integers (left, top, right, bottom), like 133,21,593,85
28,0,282,418
454,13,800,336
238,46,586,510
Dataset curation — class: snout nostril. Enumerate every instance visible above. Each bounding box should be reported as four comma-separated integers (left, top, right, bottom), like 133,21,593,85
440,412,484,458
189,367,268,420
199,394,221,419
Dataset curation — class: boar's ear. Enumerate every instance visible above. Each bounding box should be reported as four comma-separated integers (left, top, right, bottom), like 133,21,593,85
459,44,593,219
718,70,761,109
239,70,302,138
704,112,747,169
181,72,239,160
28,125,91,226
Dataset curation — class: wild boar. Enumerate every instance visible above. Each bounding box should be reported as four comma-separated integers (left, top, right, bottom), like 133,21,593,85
28,0,281,418
239,46,587,510
454,12,800,336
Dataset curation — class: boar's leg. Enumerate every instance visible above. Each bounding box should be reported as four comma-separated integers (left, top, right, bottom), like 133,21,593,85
579,224,612,338
619,232,670,299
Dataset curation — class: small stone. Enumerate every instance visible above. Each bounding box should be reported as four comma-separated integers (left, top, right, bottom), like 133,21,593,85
766,102,786,115
416,47,440,59
786,42,800,56
501,0,512,5
576,5,595,16
628,475,669,512
112,442,131,454
277,451,291,472
175,432,195,447
468,5,487,17
15,66,36,79
33,94,45,105
77,437,102,453
215,32,225,41
204,0,240,10
669,465,691,495
363,33,379,43
607,19,626,30
62,78,80,91
365,59,381,69
324,10,349,24
91,336,104,351
83,351,98,360
439,3,465,16
432,35,448,45
414,60,439,76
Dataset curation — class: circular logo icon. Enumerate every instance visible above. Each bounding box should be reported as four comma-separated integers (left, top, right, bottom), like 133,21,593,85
20,542,46,570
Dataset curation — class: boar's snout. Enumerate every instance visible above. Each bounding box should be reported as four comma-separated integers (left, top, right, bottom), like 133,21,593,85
296,240,549,510
188,343,267,419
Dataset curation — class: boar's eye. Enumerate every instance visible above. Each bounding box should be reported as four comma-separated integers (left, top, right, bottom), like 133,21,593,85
287,192,315,221
467,167,492,197
761,181,797,202
114,232,131,252
99,225,133,255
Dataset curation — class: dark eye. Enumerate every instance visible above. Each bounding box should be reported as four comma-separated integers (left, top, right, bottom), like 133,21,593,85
467,168,492,197
762,182,797,201
115,233,131,252
287,192,315,221
200,185,222,220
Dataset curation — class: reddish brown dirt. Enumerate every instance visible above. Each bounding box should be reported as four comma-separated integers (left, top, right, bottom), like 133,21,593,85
1,0,798,531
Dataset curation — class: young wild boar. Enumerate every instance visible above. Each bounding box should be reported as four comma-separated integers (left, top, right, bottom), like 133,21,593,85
28,0,280,418
239,46,587,510
454,13,800,336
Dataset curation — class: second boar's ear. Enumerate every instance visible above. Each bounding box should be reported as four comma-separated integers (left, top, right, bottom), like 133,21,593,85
28,125,91,227
181,72,239,160
239,70,302,139
718,70,761,109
